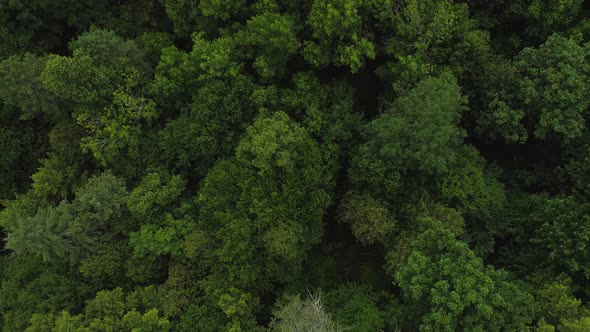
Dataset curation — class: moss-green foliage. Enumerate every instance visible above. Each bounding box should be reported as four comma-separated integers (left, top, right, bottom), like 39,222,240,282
483,33,590,142
349,73,466,200
5,171,127,264
395,218,535,331
195,112,333,291
324,283,385,331
305,0,375,72
1,1,590,331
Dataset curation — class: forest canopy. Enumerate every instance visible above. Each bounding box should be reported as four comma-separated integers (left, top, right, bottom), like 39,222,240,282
1,0,590,331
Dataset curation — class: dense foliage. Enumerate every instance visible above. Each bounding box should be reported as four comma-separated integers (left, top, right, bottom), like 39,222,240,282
1,1,590,331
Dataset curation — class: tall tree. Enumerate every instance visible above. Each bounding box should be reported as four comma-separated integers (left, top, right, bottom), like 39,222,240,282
192,111,334,328
394,218,535,331
5,172,127,263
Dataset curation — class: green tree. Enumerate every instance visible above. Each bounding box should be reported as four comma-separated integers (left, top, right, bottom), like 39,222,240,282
0,126,39,200
176,304,227,332
41,29,155,169
304,0,375,72
494,192,590,278
559,317,590,332
377,0,475,94
157,75,255,176
531,196,590,277
349,73,466,201
395,218,535,331
28,288,171,331
483,34,590,142
279,72,361,145
0,54,58,120
236,12,298,79
79,243,129,290
526,0,584,37
515,33,590,140
534,274,582,327
0,255,89,332
191,112,334,328
324,283,385,331
127,172,185,220
338,192,396,246
5,172,127,263
196,112,333,291
126,171,194,259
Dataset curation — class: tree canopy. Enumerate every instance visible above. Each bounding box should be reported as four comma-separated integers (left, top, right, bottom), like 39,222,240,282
1,1,590,330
